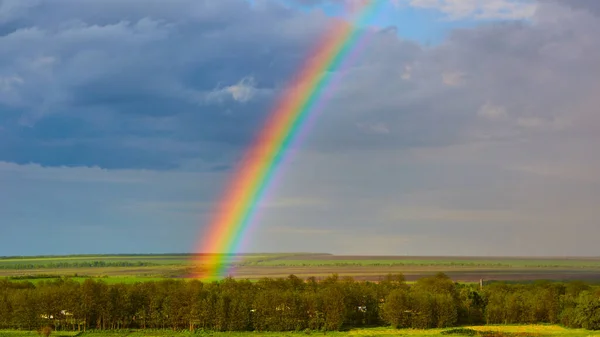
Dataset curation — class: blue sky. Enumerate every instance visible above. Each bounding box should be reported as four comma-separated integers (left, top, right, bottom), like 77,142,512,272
279,0,532,44
1,0,600,256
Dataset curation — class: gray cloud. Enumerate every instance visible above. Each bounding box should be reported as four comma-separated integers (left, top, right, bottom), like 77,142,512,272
0,0,333,168
546,0,600,15
247,0,600,255
2,0,600,255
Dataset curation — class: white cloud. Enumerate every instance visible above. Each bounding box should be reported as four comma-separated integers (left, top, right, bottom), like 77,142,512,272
184,77,262,105
224,77,257,102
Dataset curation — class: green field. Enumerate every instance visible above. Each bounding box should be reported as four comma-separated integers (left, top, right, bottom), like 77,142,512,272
0,253,299,270
0,253,284,281
6,276,170,284
0,254,260,267
247,258,600,268
2,325,600,337
2,254,600,283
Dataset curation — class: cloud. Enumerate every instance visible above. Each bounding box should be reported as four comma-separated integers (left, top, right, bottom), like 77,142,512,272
401,65,412,79
356,122,390,135
0,161,227,255
207,77,259,103
0,161,145,183
384,206,532,223
28,56,57,69
0,75,24,106
224,77,258,102
2,0,600,256
261,197,330,209
478,102,508,120
441,70,465,86
0,75,24,91
267,225,335,235
0,0,555,170
0,0,39,24
546,0,600,16
407,0,537,20
287,0,538,21
0,0,333,169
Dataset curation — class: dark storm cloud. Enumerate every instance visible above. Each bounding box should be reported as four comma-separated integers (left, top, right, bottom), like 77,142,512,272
0,0,332,169
2,0,599,173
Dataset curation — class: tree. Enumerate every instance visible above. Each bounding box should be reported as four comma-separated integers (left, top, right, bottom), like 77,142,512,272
1,273,598,332
573,291,600,330
457,285,484,325
433,293,458,327
320,286,345,331
382,288,411,328
409,290,435,329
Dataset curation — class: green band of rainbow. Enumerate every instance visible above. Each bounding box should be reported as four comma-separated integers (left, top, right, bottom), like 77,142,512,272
195,1,382,279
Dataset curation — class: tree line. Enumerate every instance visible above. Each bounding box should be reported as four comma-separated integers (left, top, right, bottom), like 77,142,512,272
0,273,599,332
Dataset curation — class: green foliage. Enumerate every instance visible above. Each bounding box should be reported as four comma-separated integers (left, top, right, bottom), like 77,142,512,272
568,291,600,330
1,275,600,332
382,289,411,328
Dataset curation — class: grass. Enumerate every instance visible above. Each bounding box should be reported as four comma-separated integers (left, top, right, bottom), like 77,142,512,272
0,256,188,267
3,254,600,283
249,258,600,269
0,254,286,267
4,254,600,270
0,253,291,280
9,276,172,284
0,332,81,337
0,254,308,271
2,326,600,337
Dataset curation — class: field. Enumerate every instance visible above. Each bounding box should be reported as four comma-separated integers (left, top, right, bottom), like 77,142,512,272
2,253,600,283
2,325,600,337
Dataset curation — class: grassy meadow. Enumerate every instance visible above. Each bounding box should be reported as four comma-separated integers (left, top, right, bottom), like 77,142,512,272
2,326,600,337
247,256,600,268
2,253,600,283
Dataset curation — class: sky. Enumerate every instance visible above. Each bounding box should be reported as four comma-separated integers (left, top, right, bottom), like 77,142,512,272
1,0,599,256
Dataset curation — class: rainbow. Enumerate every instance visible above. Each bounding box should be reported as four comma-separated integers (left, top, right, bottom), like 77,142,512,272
195,1,382,279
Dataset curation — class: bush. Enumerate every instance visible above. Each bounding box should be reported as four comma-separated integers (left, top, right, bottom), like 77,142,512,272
40,326,52,337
